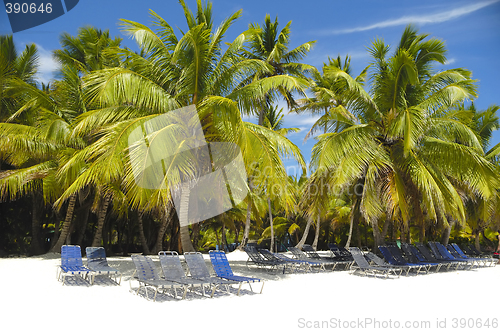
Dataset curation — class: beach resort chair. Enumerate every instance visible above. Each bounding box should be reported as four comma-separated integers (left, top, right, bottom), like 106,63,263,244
158,251,216,298
378,246,422,276
364,252,404,276
287,246,337,271
348,247,401,279
327,243,355,263
85,247,121,285
386,245,429,274
209,250,264,295
57,245,92,285
302,244,352,270
130,255,186,301
184,252,239,294
257,248,310,272
449,243,496,267
243,245,289,273
401,243,441,272
428,242,472,270
414,242,459,271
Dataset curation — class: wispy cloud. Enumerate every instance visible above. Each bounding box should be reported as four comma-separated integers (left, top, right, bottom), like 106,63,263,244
323,0,499,35
35,44,59,84
444,58,456,65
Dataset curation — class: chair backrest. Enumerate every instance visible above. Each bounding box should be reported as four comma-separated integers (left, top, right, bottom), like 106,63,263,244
209,250,234,277
451,243,468,258
288,247,308,259
184,252,211,278
61,245,84,268
365,252,387,266
387,245,409,265
302,244,322,259
158,251,187,279
348,247,371,268
258,248,280,261
378,246,400,265
400,243,418,264
428,242,446,260
407,244,427,262
415,243,436,261
131,255,160,281
85,247,109,269
434,242,456,260
244,246,265,262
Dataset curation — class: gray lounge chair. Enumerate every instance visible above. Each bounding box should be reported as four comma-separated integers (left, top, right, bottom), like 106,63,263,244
348,247,401,279
158,251,216,297
184,252,239,294
130,255,186,301
85,247,122,285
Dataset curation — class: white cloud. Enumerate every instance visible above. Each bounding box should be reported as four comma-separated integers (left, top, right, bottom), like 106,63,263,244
322,0,499,35
444,58,456,65
35,44,59,84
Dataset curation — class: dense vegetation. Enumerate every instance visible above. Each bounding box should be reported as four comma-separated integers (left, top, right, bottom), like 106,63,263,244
1,0,499,256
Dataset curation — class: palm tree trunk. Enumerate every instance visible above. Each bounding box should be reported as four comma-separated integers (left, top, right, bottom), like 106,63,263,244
154,203,173,254
441,217,454,246
371,218,382,252
268,196,274,252
238,180,253,250
91,194,111,247
381,215,392,241
179,182,195,253
312,214,320,250
29,190,44,255
296,215,313,249
50,193,77,253
137,210,150,255
345,210,355,248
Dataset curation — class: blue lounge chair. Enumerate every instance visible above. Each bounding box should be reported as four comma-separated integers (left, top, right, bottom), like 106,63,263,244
401,243,441,272
85,247,121,285
131,255,186,301
348,247,401,278
57,245,92,285
209,250,264,295
449,243,496,267
414,242,459,271
428,242,471,270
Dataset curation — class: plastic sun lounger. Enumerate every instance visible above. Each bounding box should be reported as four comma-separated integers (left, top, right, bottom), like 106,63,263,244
348,247,401,279
130,255,186,301
85,247,122,285
428,242,471,270
184,252,239,294
57,245,92,285
287,247,337,271
302,244,352,270
209,250,264,295
257,248,305,272
243,246,289,273
158,251,216,298
386,245,429,274
414,242,459,271
450,243,496,267
401,243,441,272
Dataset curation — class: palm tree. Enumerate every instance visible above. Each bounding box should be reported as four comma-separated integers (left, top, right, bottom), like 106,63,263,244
64,0,308,253
309,25,499,249
245,14,316,125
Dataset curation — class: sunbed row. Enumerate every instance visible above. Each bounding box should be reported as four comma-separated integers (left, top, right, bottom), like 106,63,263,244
56,245,264,302
347,242,496,279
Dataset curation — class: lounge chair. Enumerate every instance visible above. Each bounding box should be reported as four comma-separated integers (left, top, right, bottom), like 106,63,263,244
385,245,429,274
85,247,122,285
243,245,289,273
287,246,337,270
348,247,401,279
364,252,404,276
428,242,471,270
130,254,186,301
184,252,239,294
327,243,355,264
302,244,353,270
449,243,496,267
257,248,309,272
209,250,264,295
414,242,459,271
57,245,92,285
158,251,216,298
401,243,441,272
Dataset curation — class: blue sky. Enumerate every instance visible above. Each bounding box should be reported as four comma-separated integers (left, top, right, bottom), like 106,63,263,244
1,0,499,175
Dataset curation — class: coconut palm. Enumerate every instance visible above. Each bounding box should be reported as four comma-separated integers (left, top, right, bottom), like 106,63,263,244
244,14,316,125
309,25,499,249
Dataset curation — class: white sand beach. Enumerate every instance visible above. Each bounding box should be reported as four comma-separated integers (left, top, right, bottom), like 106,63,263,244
1,251,498,332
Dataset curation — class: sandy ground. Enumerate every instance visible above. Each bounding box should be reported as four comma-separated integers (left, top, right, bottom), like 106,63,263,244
1,250,498,332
